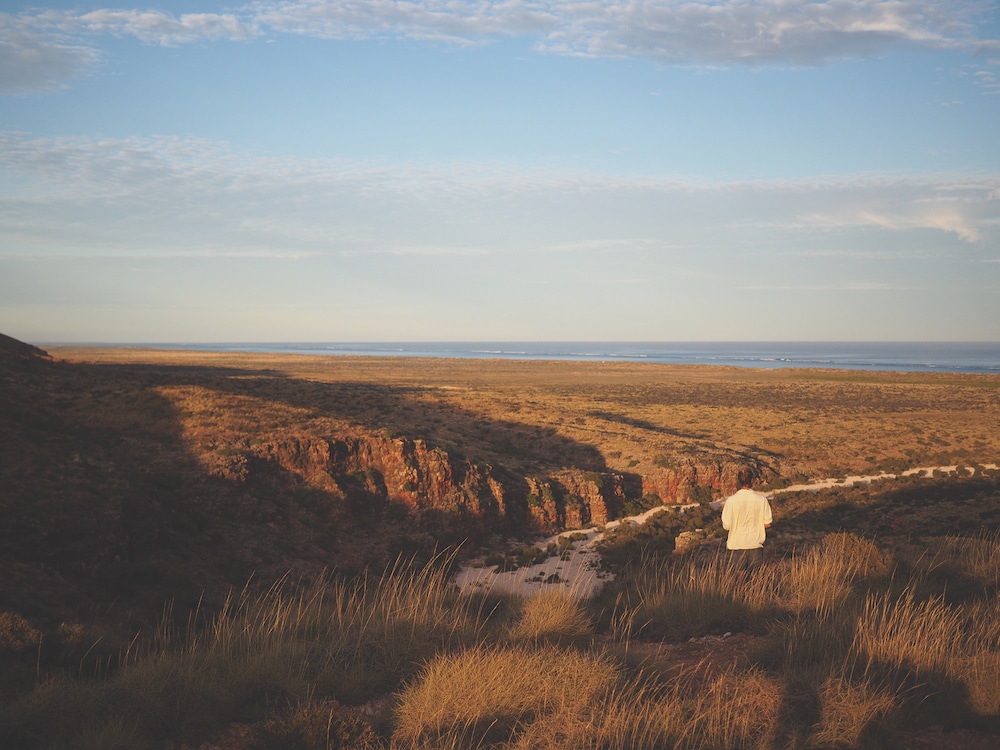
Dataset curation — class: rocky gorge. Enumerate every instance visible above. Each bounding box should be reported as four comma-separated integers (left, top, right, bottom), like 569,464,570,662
4,334,999,627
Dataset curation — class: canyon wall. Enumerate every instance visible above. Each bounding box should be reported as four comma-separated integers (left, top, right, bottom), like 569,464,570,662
209,431,758,534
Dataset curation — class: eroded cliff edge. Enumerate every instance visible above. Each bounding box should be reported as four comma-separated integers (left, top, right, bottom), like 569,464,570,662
208,432,761,535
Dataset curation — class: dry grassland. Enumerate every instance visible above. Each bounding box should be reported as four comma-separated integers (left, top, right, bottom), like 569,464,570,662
48,346,1000,484
3,342,1000,749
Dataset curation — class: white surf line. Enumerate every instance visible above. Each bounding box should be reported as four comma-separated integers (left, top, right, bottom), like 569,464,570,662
455,463,999,599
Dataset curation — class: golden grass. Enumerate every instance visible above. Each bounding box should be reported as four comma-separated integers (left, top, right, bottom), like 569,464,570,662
5,533,1000,748
601,550,780,643
391,645,618,747
508,590,593,644
1,558,487,749
782,533,893,617
809,673,898,748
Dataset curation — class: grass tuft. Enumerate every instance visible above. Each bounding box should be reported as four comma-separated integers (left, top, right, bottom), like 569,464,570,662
509,591,592,644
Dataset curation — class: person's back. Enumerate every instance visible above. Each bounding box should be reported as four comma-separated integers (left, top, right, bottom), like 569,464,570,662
721,488,772,550
721,483,772,572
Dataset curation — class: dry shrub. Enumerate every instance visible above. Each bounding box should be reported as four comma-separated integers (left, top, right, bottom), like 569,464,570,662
688,668,782,749
955,534,1000,587
393,642,789,750
2,559,479,749
391,645,618,747
783,533,892,617
0,612,41,654
853,591,963,676
966,596,1000,645
776,608,857,675
509,591,592,644
954,652,1000,716
960,598,1000,715
73,715,153,750
570,678,690,750
605,552,778,643
810,674,898,748
920,533,1000,590
253,702,381,750
821,532,893,581
850,590,980,723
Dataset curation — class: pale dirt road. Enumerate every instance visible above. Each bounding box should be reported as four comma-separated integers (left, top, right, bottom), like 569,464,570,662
455,463,999,599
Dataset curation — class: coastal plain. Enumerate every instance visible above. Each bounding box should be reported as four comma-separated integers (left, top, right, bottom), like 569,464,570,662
47,344,1000,485
9,341,995,598
4,337,1000,749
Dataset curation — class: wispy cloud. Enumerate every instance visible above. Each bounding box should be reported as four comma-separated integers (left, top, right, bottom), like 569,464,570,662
799,194,991,242
251,0,997,65
534,0,984,64
251,0,557,43
740,281,908,291
1,133,996,259
0,15,103,92
972,60,1000,95
10,7,257,46
2,0,996,92
0,8,261,91
341,245,492,256
71,9,258,45
744,174,998,243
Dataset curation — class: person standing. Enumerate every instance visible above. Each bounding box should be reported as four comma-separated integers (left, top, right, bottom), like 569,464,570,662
721,470,773,572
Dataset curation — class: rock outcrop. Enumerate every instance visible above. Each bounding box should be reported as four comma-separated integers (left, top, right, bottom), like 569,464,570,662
207,431,759,534
216,434,527,531
642,459,766,503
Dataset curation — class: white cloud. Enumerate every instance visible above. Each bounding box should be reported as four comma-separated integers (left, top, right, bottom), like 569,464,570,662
0,14,102,92
535,0,980,64
252,0,557,43
69,9,259,45
0,8,257,92
791,179,996,243
1,134,997,262
21,8,258,46
2,0,997,92
249,0,994,65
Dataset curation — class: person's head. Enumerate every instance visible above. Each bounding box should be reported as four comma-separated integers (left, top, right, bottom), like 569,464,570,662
737,467,755,489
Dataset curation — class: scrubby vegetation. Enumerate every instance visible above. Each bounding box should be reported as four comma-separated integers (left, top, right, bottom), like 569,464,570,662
2,527,999,749
3,339,999,747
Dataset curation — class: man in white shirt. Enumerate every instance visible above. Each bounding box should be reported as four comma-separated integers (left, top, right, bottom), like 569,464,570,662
721,470,773,572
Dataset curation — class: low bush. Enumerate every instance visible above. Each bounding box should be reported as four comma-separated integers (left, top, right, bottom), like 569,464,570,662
509,591,592,644
392,645,619,747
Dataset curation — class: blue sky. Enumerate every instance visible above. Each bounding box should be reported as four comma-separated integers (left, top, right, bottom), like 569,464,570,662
1,0,999,343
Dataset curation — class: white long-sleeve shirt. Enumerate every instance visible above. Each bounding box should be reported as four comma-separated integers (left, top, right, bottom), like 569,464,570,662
721,489,773,550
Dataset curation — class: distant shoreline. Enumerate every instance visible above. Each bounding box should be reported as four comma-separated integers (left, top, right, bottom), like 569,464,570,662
38,340,1000,374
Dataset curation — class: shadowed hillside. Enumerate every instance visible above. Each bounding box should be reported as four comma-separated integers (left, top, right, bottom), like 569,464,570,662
0,336,648,628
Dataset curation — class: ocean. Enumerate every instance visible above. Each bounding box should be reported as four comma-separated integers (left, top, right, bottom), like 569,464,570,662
138,341,1000,374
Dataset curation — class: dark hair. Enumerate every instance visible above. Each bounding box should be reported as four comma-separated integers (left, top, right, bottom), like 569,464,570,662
737,467,755,488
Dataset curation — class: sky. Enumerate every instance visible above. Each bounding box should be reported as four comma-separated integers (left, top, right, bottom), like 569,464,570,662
1,0,999,343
